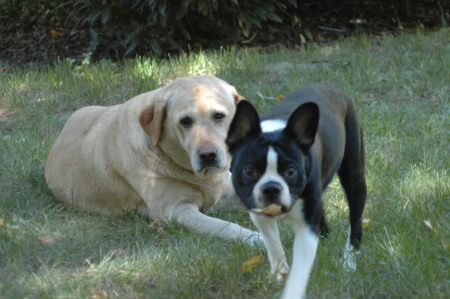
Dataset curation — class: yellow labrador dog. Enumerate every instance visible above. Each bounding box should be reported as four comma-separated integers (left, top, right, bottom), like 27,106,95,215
45,75,261,245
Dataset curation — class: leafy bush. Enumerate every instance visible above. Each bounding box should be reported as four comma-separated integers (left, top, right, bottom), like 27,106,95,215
0,0,297,62
71,0,297,56
0,0,68,31
2,0,448,60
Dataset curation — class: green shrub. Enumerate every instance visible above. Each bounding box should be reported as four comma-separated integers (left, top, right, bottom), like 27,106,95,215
71,0,297,56
0,0,68,31
0,0,296,57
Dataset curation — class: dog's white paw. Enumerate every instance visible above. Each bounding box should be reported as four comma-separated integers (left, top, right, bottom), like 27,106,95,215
342,249,359,271
269,261,289,281
276,268,289,281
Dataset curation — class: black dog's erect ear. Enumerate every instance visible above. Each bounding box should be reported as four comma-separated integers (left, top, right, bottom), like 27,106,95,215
226,100,262,151
284,102,319,151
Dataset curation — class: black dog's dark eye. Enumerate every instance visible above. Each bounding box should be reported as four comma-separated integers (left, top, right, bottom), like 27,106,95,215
284,165,298,179
213,112,225,121
180,116,193,128
243,166,258,178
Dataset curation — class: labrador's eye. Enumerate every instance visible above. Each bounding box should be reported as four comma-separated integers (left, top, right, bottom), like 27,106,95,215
180,116,193,128
213,112,225,122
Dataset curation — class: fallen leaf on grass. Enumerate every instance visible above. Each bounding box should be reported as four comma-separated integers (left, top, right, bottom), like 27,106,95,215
148,221,166,235
0,218,4,228
362,218,371,229
424,220,438,233
240,254,263,273
276,95,285,102
39,237,56,245
91,291,107,298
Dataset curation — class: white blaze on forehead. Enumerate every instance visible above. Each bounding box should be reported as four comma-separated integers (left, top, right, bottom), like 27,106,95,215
253,146,293,208
266,146,279,174
261,119,286,133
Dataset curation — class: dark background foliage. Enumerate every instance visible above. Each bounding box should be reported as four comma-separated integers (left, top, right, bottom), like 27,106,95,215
0,0,448,66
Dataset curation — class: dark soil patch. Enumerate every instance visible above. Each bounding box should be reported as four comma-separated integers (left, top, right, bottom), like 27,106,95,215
0,0,448,67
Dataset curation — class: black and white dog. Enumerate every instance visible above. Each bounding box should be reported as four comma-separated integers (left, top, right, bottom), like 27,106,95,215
226,83,367,298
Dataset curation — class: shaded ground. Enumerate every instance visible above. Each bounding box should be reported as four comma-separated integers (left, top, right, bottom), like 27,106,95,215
1,0,448,67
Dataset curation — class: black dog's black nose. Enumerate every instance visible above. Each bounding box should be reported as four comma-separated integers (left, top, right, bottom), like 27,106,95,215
261,181,282,199
198,146,218,165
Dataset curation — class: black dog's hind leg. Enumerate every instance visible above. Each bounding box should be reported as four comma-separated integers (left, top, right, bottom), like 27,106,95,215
319,209,330,238
338,108,367,250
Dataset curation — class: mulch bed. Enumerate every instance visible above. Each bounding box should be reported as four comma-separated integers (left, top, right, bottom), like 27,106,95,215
0,0,448,67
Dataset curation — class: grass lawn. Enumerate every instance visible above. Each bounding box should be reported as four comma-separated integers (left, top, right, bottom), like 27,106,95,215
1,28,449,298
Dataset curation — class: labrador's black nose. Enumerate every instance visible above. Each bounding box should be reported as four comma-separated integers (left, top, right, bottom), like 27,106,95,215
198,145,218,167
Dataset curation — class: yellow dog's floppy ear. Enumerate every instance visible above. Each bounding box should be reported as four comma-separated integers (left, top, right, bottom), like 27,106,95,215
139,99,166,147
232,86,245,103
